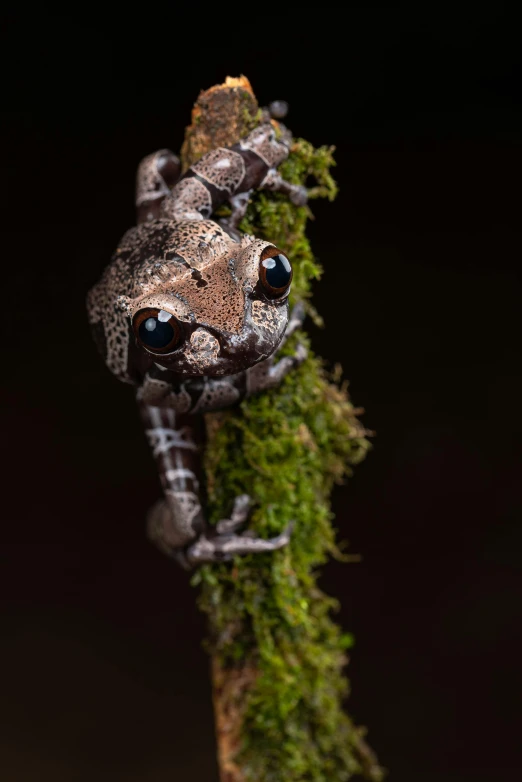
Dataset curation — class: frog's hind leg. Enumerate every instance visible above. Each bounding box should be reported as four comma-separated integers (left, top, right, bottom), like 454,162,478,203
136,149,181,224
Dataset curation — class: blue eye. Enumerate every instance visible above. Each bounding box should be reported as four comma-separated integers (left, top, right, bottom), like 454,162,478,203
133,308,181,353
260,248,292,297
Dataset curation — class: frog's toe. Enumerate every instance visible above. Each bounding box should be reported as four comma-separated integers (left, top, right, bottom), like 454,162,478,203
289,185,308,206
215,494,252,534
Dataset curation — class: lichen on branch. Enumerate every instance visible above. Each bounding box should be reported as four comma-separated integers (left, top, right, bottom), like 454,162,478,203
185,77,383,782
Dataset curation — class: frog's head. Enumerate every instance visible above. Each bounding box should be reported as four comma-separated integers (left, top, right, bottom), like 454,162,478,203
88,220,293,382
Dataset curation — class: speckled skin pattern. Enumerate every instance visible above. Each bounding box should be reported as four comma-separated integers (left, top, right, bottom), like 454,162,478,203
87,113,307,567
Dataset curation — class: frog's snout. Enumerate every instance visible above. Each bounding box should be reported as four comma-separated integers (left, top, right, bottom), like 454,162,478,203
188,328,220,356
184,327,221,371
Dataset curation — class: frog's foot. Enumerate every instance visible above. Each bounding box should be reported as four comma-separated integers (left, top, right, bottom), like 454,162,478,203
214,493,251,534
288,184,309,206
246,337,307,395
186,494,293,566
260,168,308,206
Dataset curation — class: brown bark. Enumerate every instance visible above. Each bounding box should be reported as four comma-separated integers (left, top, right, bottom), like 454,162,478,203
211,657,258,782
180,76,260,782
180,75,259,170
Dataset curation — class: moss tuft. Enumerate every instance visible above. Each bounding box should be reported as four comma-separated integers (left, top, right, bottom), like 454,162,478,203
194,139,383,781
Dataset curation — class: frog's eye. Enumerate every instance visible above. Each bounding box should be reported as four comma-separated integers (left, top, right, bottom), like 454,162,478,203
259,246,293,298
133,308,182,354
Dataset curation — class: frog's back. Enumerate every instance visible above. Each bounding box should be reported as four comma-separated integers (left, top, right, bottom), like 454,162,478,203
95,218,235,300
106,221,187,299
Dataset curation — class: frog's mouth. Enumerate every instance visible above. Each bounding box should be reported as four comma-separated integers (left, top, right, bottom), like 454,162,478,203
165,329,284,377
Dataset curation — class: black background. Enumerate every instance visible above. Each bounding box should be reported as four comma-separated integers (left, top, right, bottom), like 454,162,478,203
1,8,521,781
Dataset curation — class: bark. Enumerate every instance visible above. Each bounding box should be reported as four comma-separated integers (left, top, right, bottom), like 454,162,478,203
180,75,258,171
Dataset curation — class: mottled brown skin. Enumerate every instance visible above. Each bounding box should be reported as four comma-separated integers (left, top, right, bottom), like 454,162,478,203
87,113,307,568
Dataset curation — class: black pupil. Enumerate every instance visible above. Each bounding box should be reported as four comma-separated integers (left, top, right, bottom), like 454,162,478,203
138,314,175,349
262,254,292,290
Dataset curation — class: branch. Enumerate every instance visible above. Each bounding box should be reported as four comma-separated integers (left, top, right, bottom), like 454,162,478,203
183,76,384,782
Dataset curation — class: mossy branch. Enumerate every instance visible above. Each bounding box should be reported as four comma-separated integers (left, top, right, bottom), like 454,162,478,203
182,76,384,782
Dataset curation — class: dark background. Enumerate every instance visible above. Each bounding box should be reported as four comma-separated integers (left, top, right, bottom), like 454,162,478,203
1,8,521,781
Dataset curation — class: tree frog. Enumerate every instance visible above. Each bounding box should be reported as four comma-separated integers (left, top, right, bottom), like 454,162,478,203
87,104,308,569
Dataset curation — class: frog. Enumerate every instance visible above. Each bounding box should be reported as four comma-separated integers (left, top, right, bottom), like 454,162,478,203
87,102,308,570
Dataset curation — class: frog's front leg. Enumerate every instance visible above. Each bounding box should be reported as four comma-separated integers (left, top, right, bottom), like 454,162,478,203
140,404,292,569
245,301,308,394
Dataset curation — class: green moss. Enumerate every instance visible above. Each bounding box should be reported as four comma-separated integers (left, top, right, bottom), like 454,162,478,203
193,139,383,781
